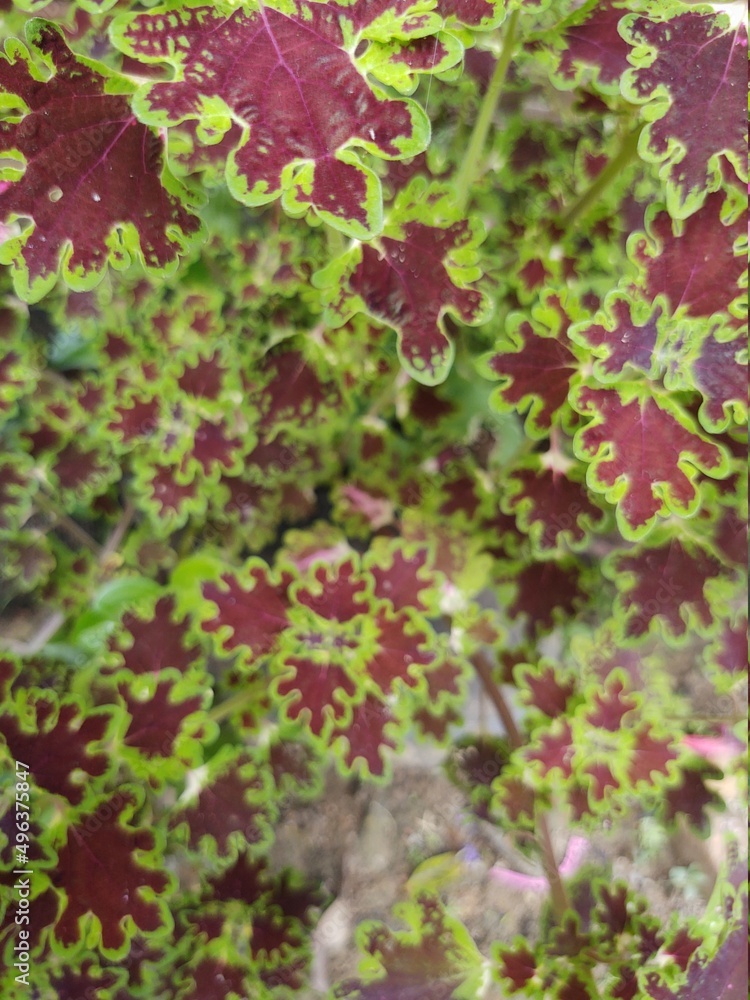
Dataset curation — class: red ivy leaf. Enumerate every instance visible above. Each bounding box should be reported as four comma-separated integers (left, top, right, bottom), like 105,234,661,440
52,790,170,952
623,11,747,217
573,384,728,537
0,23,201,302
112,0,430,238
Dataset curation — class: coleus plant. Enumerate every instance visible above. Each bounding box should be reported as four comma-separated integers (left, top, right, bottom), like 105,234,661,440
0,0,746,996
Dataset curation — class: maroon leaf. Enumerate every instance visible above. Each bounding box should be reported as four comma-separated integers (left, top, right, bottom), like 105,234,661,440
276,655,358,735
486,296,580,436
107,596,201,676
368,606,433,693
504,456,607,550
180,959,248,1000
571,295,662,380
527,720,575,779
662,761,724,833
627,727,677,785
712,618,748,676
0,698,111,805
337,694,398,777
497,941,537,990
612,538,725,639
555,0,633,91
369,546,435,613
0,24,201,301
574,385,727,536
321,187,487,383
509,560,585,633
201,563,293,657
334,894,481,999
624,12,747,215
114,1,430,237
633,193,746,317
53,790,169,951
679,323,748,433
170,753,271,854
295,558,368,623
584,678,637,731
119,679,203,759
519,661,577,720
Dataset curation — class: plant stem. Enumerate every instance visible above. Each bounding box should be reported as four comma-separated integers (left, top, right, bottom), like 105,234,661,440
0,498,136,656
208,686,257,724
454,9,520,211
471,650,522,746
471,649,571,921
560,125,643,231
325,223,346,257
35,491,102,555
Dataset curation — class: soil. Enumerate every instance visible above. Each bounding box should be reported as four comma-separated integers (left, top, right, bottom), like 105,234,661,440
269,735,745,998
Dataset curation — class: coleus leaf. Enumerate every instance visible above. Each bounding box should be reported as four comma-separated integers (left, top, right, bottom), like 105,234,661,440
315,178,489,384
501,450,607,552
0,22,202,302
111,0,431,238
51,788,171,955
334,893,487,999
0,691,114,805
646,861,748,1000
106,595,203,677
550,0,634,95
630,191,747,318
666,320,747,434
569,292,664,382
169,749,275,857
201,561,294,659
607,534,727,641
572,382,729,538
621,9,747,218
482,292,582,438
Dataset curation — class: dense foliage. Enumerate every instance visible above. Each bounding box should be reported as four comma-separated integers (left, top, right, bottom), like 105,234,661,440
0,0,746,997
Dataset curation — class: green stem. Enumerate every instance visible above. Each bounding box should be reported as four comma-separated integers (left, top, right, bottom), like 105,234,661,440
560,125,643,231
454,9,520,211
471,650,571,922
208,687,258,725
34,490,102,555
325,223,346,257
